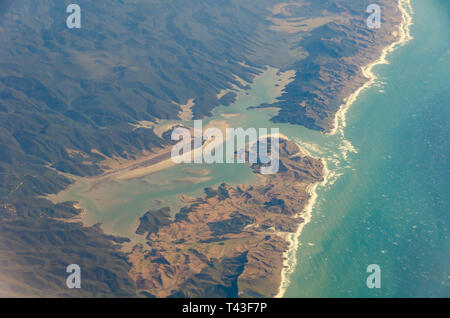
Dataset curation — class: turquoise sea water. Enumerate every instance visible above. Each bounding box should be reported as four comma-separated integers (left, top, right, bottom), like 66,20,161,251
285,0,449,297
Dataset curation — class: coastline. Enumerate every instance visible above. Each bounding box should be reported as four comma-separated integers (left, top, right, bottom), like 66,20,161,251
329,0,414,136
276,0,414,298
275,160,330,298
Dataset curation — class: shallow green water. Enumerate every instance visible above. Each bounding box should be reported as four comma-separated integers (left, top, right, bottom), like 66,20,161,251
53,67,289,240
285,0,449,297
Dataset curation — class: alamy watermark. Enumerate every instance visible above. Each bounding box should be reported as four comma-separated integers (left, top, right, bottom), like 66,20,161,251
66,4,81,29
366,264,381,288
171,120,280,175
66,264,81,289
366,4,381,29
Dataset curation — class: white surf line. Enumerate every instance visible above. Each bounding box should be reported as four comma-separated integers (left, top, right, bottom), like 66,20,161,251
276,0,414,298
275,160,330,298
328,0,414,137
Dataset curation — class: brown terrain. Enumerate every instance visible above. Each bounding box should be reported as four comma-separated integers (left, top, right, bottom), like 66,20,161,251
128,139,324,297
265,0,404,132
126,1,406,297
0,0,406,297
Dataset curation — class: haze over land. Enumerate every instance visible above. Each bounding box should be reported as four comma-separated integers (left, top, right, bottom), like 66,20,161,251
2,0,445,298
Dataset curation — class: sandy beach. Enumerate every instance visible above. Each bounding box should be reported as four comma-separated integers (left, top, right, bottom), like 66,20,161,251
329,0,414,137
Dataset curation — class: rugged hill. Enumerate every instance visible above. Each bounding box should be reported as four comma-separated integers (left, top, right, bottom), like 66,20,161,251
129,139,324,297
0,0,401,296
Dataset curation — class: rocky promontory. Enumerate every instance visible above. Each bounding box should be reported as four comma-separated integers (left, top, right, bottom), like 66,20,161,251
129,139,324,297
